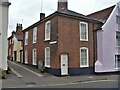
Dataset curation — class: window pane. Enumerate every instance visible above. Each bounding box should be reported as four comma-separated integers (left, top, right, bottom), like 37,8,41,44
80,48,88,67
33,27,37,43
45,47,50,67
116,32,120,47
33,49,36,65
45,21,50,40
118,60,120,68
25,32,28,45
25,50,28,63
80,22,88,41
115,55,120,69
116,15,120,24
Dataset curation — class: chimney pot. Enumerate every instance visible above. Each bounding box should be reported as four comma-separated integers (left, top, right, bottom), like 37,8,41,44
16,23,23,32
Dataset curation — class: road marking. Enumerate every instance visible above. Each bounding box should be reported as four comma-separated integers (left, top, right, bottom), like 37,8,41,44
41,83,77,87
8,61,43,77
80,80,117,84
10,67,23,78
41,80,117,87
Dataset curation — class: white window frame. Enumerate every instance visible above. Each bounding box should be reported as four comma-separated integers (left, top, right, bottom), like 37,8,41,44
80,47,89,67
33,27,37,44
45,47,50,67
9,39,11,45
115,55,120,69
25,50,28,64
45,21,51,41
116,31,120,47
33,48,37,65
9,48,11,56
80,22,88,41
25,31,28,45
116,15,120,24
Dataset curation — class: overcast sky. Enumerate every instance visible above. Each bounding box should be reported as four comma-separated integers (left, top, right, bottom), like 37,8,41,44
8,0,120,37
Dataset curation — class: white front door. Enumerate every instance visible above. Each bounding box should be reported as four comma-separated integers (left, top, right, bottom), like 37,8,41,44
61,54,68,75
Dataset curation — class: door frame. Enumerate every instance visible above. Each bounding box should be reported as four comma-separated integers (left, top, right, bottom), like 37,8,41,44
61,53,69,75
14,51,17,61
20,50,23,63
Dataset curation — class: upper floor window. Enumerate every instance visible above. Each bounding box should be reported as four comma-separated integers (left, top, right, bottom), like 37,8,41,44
80,47,89,67
116,15,120,24
33,27,37,43
45,21,51,41
9,40,11,45
116,31,120,47
11,39,14,44
80,22,88,41
25,31,28,45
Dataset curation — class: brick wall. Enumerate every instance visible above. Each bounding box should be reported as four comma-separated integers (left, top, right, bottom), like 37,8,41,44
57,15,101,68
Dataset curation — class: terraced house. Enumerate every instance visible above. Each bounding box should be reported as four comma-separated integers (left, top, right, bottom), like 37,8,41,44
92,3,120,73
23,0,102,76
8,24,23,63
88,2,120,73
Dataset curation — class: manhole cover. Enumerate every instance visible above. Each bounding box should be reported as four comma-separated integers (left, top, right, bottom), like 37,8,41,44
88,76,93,78
25,82,36,85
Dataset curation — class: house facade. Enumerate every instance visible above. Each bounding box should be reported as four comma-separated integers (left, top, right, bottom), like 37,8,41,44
8,24,23,63
94,2,120,73
0,0,11,70
8,35,13,61
23,0,102,76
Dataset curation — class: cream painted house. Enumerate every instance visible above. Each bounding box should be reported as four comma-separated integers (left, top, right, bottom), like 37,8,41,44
8,24,23,63
0,0,11,70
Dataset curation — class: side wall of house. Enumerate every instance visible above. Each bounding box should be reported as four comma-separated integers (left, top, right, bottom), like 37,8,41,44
13,36,23,62
57,15,100,75
95,4,120,72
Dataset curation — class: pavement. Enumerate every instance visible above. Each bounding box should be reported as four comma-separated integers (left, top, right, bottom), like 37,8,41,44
2,60,119,88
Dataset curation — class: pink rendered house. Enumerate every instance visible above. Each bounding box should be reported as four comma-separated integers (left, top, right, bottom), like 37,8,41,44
95,2,120,73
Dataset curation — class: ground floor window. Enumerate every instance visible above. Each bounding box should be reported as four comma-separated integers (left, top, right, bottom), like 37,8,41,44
9,48,11,56
45,47,50,67
33,49,37,65
25,50,28,64
80,47,89,67
115,55,120,69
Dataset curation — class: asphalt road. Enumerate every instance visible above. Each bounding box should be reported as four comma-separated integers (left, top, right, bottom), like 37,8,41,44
2,60,119,89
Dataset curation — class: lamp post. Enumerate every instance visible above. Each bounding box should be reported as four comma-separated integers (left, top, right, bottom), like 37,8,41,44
0,0,11,71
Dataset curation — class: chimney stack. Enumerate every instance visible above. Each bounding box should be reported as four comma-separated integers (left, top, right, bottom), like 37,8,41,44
58,0,68,11
16,23,23,32
40,13,45,20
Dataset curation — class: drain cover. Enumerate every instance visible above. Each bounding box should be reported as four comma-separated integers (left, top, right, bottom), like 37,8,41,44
25,82,36,85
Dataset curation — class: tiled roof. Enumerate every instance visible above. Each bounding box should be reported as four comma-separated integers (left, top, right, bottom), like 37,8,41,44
57,9,102,22
87,5,115,22
23,8,103,32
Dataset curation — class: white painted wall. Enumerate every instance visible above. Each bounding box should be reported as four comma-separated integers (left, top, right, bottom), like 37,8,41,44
13,36,23,62
95,2,120,72
0,0,10,70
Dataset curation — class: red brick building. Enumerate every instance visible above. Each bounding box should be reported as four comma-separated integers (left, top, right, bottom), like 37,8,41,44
23,0,103,76
8,35,13,60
